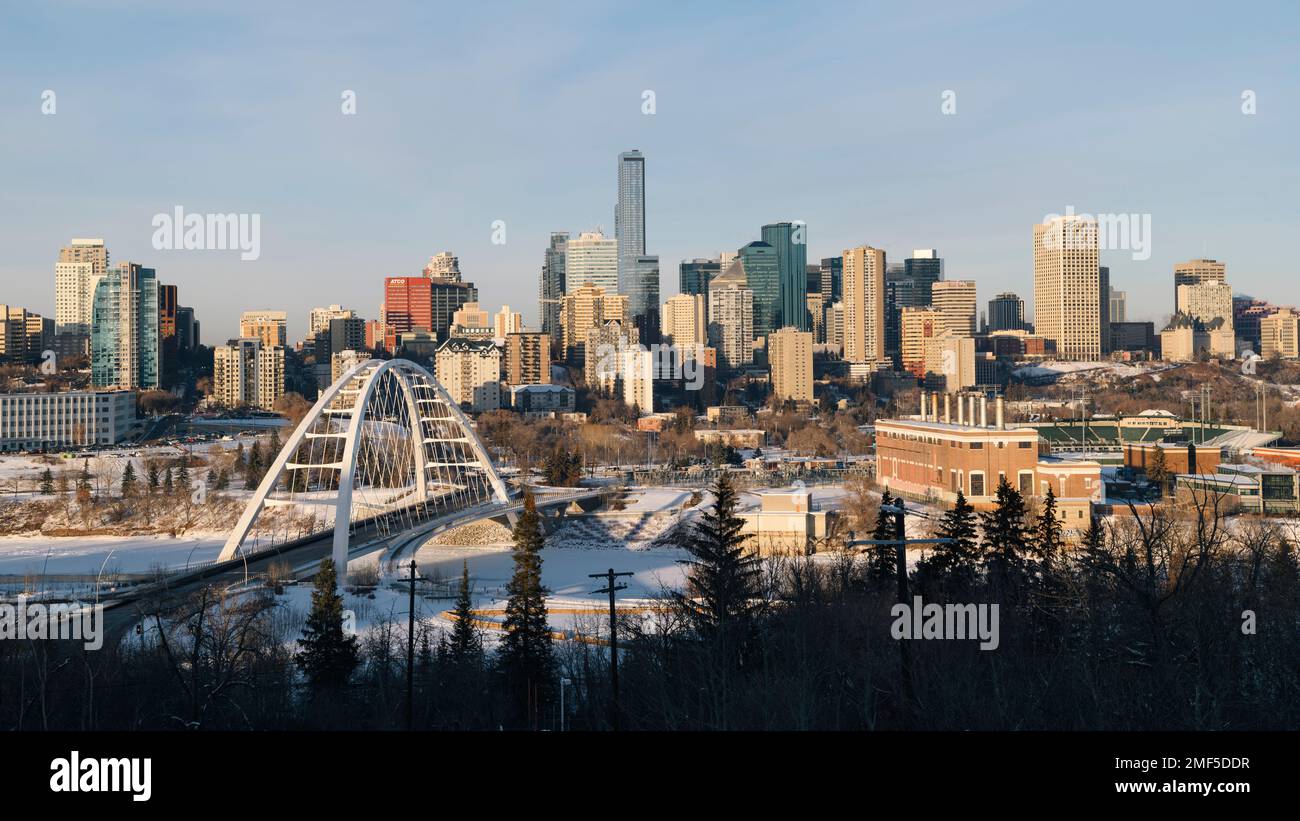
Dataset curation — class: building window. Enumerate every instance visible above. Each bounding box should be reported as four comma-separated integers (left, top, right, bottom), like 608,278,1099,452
1019,472,1033,495
970,472,985,497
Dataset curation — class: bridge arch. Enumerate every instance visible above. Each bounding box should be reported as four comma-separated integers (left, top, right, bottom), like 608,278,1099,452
218,358,511,572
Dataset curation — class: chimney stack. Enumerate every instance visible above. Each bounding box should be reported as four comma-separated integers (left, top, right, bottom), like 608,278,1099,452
957,392,965,425
969,395,977,428
980,395,988,428
931,392,939,422
944,393,951,424
996,395,1005,430
920,390,927,420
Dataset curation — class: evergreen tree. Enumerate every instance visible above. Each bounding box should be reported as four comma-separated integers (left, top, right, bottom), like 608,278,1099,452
269,428,281,454
215,468,229,491
249,441,264,480
866,488,898,582
1147,446,1169,495
916,490,980,594
1033,487,1064,580
980,477,1032,598
120,461,138,498
147,462,159,492
77,460,91,492
295,558,360,692
234,441,246,467
206,466,217,487
39,468,54,496
676,471,761,635
175,460,190,494
447,560,481,667
163,466,174,493
498,493,554,722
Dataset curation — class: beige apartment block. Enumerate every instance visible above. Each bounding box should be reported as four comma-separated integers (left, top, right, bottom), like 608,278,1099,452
900,306,945,379
559,283,629,364
1260,310,1300,358
239,310,288,348
842,245,886,363
1033,216,1100,360
662,293,707,348
1173,258,1226,312
768,326,813,404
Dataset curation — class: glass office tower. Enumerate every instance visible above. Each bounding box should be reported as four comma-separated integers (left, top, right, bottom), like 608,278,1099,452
761,221,808,331
91,262,159,389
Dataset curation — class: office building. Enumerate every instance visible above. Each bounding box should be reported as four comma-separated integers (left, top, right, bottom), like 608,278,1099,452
932,280,977,337
1173,258,1226,312
680,258,721,297
820,256,843,304
900,306,945,379
761,222,808,331
559,283,629,365
450,302,494,339
0,389,136,451
737,241,780,340
987,292,1025,332
494,305,522,340
923,333,977,392
1109,287,1127,324
1260,310,1300,359
540,232,568,341
309,305,356,337
565,230,618,293
627,255,661,344
1033,216,1101,359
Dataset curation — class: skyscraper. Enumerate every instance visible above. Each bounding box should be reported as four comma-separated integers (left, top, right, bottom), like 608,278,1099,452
1109,287,1127,324
932,280,978,337
1033,216,1100,360
565,230,618,293
1173,259,1226,313
738,241,780,340
1098,265,1111,354
903,250,943,303
627,255,661,344
662,293,707,348
820,256,843,304
987,292,1025,332
615,150,646,297
707,276,754,371
540,232,568,340
239,310,288,348
55,238,109,337
842,245,886,364
423,251,461,281
383,276,433,352
558,283,629,365
679,258,721,297
91,262,159,390
761,222,808,331
769,327,813,405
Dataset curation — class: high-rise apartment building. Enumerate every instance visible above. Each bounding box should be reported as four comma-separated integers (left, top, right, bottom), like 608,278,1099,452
158,283,179,387
213,337,285,410
900,306,945,379
662,293,707,348
932,280,977,337
450,302,494,339
540,232,568,341
707,265,754,371
558,283,629,365
842,245,886,364
1033,216,1100,360
987,292,1025,332
55,238,109,336
494,305,522,340
761,222,809,331
91,262,159,390
768,327,813,405
435,338,502,412
565,230,618,293
309,305,356,337
423,251,461,281
616,150,646,300
1098,266,1111,354
239,310,288,348
0,306,52,363
503,331,550,386
807,293,826,344
826,302,845,350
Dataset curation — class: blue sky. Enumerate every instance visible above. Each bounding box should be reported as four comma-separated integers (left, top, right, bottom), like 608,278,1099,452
2,0,1297,341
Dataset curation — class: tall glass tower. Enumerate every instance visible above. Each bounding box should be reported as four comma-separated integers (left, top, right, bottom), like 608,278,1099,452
91,262,159,389
629,255,661,344
761,222,808,331
540,231,568,340
739,241,781,340
615,150,646,298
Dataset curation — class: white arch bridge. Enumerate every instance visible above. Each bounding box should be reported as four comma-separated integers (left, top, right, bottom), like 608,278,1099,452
215,358,604,576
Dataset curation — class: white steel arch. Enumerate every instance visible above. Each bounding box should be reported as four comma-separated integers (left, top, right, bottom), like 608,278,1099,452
218,359,511,572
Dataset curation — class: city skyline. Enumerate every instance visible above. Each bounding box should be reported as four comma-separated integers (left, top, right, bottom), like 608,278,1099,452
2,2,1298,341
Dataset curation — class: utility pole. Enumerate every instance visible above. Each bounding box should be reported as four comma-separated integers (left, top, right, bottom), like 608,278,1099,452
847,500,952,728
402,558,426,731
589,568,633,731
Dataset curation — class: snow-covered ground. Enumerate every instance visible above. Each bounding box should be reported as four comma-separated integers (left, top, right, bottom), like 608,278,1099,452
0,534,226,576
1013,360,1174,383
